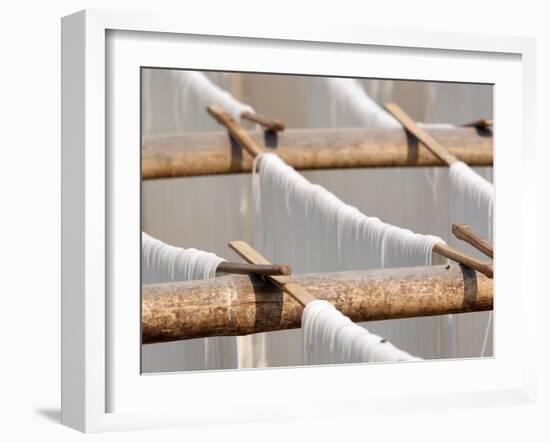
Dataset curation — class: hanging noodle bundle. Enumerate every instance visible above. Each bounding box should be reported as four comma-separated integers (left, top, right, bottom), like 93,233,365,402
329,77,458,128
253,153,444,274
303,300,421,364
174,71,254,122
324,78,401,128
142,231,226,283
449,161,494,242
141,232,238,371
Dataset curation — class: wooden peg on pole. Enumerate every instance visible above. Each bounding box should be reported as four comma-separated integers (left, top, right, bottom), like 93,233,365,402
384,103,459,166
228,240,316,306
463,118,493,129
452,223,494,259
217,261,291,276
207,104,266,158
432,242,493,278
241,110,285,132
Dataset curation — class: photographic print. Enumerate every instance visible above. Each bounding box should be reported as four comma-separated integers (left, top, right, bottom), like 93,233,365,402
140,70,493,374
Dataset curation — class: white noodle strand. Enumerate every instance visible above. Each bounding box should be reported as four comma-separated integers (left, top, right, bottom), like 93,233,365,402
303,300,421,364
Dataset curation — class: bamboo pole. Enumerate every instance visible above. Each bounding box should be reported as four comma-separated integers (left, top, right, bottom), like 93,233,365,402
141,127,493,179
142,263,493,344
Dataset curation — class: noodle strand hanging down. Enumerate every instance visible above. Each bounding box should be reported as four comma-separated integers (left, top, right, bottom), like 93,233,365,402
323,78,401,128
142,232,226,283
174,71,254,122
320,78,454,129
303,300,421,365
448,161,494,357
449,161,494,242
143,70,255,136
253,153,444,273
141,232,238,371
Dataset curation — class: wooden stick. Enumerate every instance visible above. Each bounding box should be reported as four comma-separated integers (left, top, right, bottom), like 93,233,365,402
142,263,493,343
241,111,285,132
141,127,492,179
228,240,316,306
433,242,493,278
217,261,291,276
384,103,459,166
463,118,493,129
452,223,494,259
207,104,265,158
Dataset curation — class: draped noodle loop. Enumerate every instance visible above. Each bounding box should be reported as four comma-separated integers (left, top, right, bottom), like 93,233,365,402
141,232,237,371
303,300,420,364
142,232,226,283
175,71,254,122
323,78,401,128
449,161,494,242
253,153,445,274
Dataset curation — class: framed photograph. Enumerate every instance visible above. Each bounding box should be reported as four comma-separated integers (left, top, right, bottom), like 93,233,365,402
61,9,536,432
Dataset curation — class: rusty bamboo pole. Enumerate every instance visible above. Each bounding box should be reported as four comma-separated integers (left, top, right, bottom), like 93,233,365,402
141,126,493,179
142,263,493,344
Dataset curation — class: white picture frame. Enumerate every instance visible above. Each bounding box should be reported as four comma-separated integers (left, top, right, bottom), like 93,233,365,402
61,9,537,433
